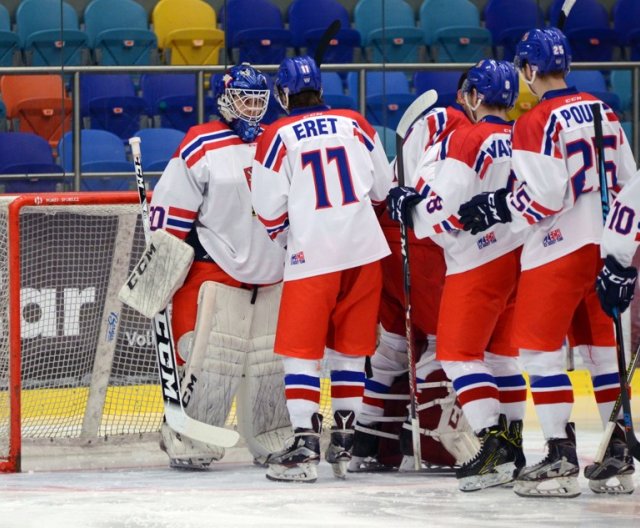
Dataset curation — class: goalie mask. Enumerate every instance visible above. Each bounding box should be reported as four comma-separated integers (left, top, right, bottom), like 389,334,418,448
462,59,519,112
514,28,572,78
274,55,322,113
214,63,270,142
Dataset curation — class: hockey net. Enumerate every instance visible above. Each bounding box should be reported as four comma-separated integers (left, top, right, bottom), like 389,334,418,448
0,192,334,473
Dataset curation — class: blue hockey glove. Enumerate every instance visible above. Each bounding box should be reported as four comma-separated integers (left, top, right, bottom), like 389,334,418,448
387,186,424,229
596,255,638,318
457,188,512,235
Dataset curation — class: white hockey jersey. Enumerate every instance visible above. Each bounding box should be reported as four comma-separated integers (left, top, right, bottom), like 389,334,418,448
412,116,522,275
150,120,285,284
251,105,393,281
507,87,637,270
601,169,640,267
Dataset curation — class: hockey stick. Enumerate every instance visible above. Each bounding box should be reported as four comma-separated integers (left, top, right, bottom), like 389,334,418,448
557,0,576,30
128,137,239,448
395,89,439,470
591,103,640,461
314,19,341,66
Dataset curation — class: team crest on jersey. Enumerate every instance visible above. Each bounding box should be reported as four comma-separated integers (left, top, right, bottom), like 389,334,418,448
477,231,497,249
543,228,564,247
290,251,306,265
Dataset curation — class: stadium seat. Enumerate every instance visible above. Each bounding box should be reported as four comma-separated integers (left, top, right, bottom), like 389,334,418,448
16,0,89,66
348,71,413,130
152,0,225,65
0,74,72,147
220,0,292,64
413,70,464,108
261,74,285,125
484,0,544,61
610,70,632,115
140,73,215,132
621,121,632,142
0,131,63,192
84,0,157,66
549,0,617,62
373,125,396,162
322,72,356,110
0,4,20,67
288,0,361,64
354,0,423,63
613,0,640,60
134,127,184,177
419,0,492,63
566,70,621,114
80,74,149,140
57,129,134,191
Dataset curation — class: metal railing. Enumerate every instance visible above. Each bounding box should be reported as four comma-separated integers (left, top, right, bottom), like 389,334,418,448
0,61,638,192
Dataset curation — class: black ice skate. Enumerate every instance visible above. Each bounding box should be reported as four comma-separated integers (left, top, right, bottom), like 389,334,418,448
509,419,526,479
266,413,322,483
456,414,516,491
325,410,356,479
347,422,397,473
584,421,635,495
514,422,580,498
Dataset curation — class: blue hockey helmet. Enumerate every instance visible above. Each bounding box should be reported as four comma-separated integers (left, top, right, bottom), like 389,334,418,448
462,59,519,109
514,27,572,75
213,63,270,142
274,55,322,112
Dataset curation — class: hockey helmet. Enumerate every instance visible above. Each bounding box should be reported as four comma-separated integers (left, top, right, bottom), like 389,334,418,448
274,55,322,112
213,63,270,142
514,27,572,76
462,59,519,109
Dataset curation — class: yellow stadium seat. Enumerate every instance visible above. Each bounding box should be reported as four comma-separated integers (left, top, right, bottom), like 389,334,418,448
507,74,539,121
152,0,225,65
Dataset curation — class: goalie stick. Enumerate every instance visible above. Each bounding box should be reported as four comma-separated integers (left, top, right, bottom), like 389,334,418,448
128,137,240,448
591,104,640,461
395,89,439,470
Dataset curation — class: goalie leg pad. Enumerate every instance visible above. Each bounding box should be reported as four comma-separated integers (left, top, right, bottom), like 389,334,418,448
119,229,194,318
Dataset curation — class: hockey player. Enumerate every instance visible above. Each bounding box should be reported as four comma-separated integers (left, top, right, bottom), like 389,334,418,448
350,74,478,472
251,55,394,482
387,59,527,491
124,63,292,469
458,28,637,497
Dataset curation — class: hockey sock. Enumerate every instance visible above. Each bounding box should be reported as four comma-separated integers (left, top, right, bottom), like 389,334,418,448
521,348,573,439
485,352,527,423
282,356,321,429
326,348,366,416
578,345,623,426
441,359,500,433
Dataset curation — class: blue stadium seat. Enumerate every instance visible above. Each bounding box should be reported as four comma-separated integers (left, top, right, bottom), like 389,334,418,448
58,129,134,191
610,70,631,115
323,72,356,110
16,0,88,66
373,125,396,162
354,0,423,63
288,0,361,64
221,0,292,64
0,4,20,67
84,0,157,66
549,0,618,62
81,74,149,140
484,0,544,61
419,0,492,63
413,70,464,108
348,71,413,130
621,121,632,142
613,0,640,60
140,73,215,132
133,128,184,172
566,70,621,113
0,131,63,192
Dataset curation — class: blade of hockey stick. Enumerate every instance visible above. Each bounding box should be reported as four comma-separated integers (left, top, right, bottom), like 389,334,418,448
129,137,239,448
314,19,341,66
557,0,576,30
394,89,439,470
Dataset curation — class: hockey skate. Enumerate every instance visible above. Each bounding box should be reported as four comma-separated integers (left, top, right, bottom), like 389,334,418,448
456,414,516,491
325,410,356,479
584,421,635,495
266,413,322,483
509,419,526,479
159,422,224,470
348,422,397,473
514,422,581,498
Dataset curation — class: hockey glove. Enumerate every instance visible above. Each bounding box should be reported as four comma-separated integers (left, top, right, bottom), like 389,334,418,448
596,255,638,318
457,188,512,235
387,186,424,229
